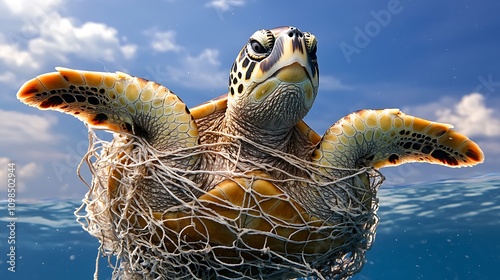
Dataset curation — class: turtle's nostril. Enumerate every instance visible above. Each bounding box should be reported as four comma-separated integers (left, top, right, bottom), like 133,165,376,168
288,28,303,38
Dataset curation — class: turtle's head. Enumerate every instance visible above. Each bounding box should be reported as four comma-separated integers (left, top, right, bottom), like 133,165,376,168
227,26,319,132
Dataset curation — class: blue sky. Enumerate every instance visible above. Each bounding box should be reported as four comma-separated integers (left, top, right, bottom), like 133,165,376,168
1,0,499,201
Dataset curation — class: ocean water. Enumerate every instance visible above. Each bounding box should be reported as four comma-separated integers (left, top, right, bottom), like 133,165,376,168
1,175,499,280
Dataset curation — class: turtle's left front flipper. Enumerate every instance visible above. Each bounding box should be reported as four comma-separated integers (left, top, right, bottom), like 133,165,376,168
309,109,484,218
312,109,484,171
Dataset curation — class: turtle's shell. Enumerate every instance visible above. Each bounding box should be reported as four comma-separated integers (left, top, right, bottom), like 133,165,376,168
87,121,380,279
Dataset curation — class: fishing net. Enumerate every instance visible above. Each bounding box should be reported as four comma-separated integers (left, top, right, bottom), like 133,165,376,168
75,127,384,280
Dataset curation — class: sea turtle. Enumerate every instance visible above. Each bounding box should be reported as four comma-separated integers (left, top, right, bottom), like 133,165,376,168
17,26,483,279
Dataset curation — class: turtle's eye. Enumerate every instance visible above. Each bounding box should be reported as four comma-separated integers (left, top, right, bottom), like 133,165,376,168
247,29,274,61
250,40,266,54
304,32,317,60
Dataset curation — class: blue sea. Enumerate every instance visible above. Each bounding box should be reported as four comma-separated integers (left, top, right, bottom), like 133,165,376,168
1,175,499,280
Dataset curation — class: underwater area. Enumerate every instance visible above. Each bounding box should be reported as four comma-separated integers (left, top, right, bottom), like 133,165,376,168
0,175,498,280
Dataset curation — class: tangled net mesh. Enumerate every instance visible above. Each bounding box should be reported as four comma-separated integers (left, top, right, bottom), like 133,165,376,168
75,128,384,280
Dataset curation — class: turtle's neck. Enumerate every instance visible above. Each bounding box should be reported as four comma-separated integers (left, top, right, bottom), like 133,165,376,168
221,108,298,153
215,108,315,183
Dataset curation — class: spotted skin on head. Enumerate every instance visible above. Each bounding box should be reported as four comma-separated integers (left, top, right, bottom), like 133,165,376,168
17,67,199,151
313,109,484,171
228,27,318,100
225,27,320,133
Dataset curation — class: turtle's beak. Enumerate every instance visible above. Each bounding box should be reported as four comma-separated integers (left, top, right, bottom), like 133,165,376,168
275,62,310,83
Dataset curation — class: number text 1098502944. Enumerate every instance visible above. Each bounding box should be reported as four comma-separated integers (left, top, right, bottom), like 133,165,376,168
6,162,17,273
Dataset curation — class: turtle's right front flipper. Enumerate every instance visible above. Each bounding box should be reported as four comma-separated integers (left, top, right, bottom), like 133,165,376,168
17,67,201,210
17,67,199,151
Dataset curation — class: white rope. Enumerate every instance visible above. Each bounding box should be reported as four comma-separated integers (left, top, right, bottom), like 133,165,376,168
75,128,384,280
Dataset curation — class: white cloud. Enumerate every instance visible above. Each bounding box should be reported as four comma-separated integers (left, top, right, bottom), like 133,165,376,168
0,157,43,192
165,48,227,89
150,30,181,53
402,95,456,120
0,71,16,83
3,0,60,16
28,16,137,62
121,44,138,60
0,0,136,75
0,34,39,69
435,93,500,137
320,75,353,91
0,110,59,144
206,0,245,11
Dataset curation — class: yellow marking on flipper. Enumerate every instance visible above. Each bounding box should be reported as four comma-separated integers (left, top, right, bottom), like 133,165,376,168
115,80,125,95
81,69,104,87
339,135,349,146
329,126,343,136
411,116,432,132
314,109,484,171
365,111,379,128
54,67,86,85
125,83,140,102
103,74,116,88
378,113,392,133
152,99,163,108
393,117,403,129
118,96,127,106
140,88,154,102
142,102,151,113
324,133,339,144
341,122,356,137
173,102,185,113
164,106,173,115
355,133,364,144
364,129,373,142
353,116,366,132
135,102,143,112
373,130,382,141
116,71,130,80
335,144,345,152
127,105,136,115
177,114,191,123
17,67,200,152
426,122,453,136
178,124,189,133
